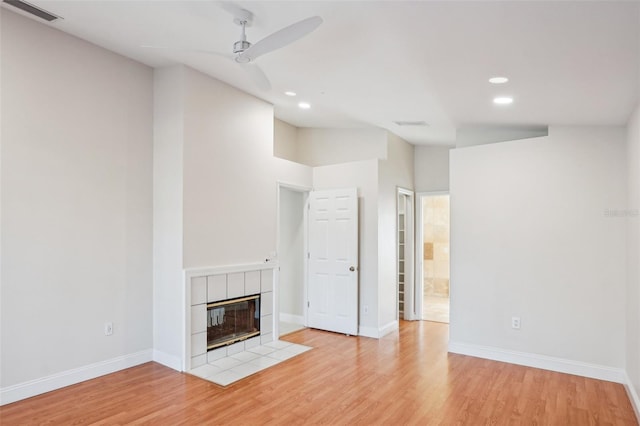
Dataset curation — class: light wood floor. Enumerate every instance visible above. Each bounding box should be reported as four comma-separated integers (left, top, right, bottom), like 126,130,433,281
1,321,637,425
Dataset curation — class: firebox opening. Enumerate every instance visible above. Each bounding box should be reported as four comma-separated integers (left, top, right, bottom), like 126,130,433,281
207,294,260,350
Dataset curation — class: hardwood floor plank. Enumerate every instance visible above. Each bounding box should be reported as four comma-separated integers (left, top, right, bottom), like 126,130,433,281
0,321,637,425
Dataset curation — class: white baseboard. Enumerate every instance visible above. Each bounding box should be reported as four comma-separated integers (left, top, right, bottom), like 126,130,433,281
0,349,153,406
358,325,379,338
379,320,399,337
358,321,399,339
448,341,626,384
279,313,304,325
624,373,640,422
153,349,182,371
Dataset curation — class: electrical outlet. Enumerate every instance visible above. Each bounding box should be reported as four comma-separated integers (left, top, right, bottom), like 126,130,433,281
511,316,521,330
104,322,113,336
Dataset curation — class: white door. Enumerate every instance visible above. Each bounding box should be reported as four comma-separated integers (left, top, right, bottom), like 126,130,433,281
307,188,358,335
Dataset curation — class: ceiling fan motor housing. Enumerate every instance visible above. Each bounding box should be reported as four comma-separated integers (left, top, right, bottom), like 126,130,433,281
233,40,251,54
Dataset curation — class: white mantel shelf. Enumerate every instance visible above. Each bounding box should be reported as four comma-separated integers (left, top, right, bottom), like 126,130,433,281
184,262,277,278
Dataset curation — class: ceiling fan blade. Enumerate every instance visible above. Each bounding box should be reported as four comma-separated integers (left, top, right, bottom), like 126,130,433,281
239,62,271,91
239,16,322,62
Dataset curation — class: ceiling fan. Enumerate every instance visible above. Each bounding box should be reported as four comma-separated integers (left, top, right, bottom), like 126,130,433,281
145,4,322,92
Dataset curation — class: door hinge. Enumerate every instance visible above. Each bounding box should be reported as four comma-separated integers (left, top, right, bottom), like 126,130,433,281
307,252,310,259
307,301,310,308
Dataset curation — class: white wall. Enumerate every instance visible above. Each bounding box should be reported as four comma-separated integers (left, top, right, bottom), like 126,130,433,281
278,188,305,318
450,127,627,371
377,133,414,331
152,66,185,368
627,104,640,405
181,67,312,268
181,67,271,268
414,146,450,192
313,160,380,334
1,10,153,389
274,119,298,163
297,128,387,167
456,125,548,147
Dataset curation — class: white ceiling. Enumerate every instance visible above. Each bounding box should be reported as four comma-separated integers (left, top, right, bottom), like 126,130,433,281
7,0,640,146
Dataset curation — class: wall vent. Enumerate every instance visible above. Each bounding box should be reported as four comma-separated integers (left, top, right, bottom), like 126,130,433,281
393,120,429,127
3,0,61,22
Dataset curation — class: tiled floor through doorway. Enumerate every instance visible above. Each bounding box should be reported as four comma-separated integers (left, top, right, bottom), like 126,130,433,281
423,295,449,323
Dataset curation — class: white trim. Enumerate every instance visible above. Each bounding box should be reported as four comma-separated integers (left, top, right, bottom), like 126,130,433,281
183,271,191,371
303,193,310,330
0,349,153,406
280,313,305,325
624,373,640,422
414,193,425,320
153,349,182,371
185,262,276,279
181,269,187,372
448,341,626,384
273,267,280,339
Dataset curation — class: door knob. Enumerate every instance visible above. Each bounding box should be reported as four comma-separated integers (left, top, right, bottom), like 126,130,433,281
349,266,356,272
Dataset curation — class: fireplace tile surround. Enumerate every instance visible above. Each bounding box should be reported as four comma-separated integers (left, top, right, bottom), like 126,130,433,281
186,264,312,386
187,265,275,371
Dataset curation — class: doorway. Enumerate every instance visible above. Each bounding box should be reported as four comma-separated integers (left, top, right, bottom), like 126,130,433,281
277,185,309,337
277,185,360,337
418,193,450,323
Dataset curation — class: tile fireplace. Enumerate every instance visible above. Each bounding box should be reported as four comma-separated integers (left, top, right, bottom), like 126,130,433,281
187,265,275,371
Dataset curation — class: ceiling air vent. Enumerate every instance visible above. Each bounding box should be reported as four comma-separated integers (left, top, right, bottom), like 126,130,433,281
393,120,429,127
3,0,61,22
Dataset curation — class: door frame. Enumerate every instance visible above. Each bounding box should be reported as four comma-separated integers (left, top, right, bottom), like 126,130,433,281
397,187,416,320
276,181,312,339
415,191,450,321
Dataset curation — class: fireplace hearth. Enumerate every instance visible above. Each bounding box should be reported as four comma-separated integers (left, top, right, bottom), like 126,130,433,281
207,295,260,350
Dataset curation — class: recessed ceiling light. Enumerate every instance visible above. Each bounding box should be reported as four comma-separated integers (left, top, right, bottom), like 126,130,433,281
298,102,311,109
285,91,297,97
493,97,514,105
489,76,509,84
